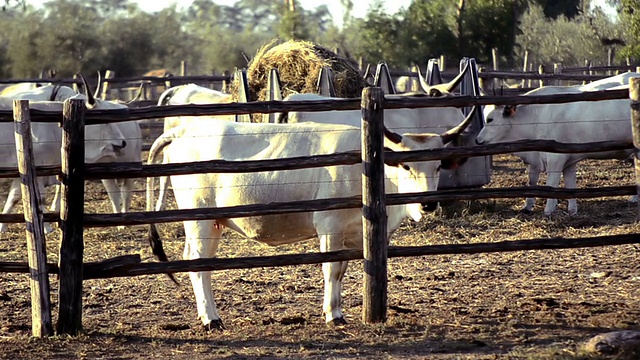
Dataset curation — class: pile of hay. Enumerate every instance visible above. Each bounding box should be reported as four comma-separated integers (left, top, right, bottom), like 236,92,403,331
233,39,366,105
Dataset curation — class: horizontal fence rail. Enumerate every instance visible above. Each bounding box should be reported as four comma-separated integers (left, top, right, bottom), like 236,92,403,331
0,89,629,123
2,234,639,279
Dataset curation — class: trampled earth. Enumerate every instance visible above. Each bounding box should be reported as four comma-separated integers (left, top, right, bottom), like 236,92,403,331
1,154,639,359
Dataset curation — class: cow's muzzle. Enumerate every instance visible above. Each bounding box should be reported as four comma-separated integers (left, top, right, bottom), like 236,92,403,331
422,202,439,212
114,140,127,150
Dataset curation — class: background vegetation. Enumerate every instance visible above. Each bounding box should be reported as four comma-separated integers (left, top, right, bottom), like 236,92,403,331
0,0,636,78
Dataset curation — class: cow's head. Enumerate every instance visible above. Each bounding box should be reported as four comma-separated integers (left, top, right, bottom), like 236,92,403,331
475,104,520,145
383,107,477,219
72,86,130,163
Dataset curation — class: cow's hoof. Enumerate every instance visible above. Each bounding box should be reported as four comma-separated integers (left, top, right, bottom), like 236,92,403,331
327,317,347,327
205,319,225,331
0,225,8,233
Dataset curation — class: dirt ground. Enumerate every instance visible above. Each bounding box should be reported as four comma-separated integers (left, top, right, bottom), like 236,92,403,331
1,154,639,359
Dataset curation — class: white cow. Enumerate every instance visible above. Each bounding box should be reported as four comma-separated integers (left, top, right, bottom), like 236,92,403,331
279,92,478,204
154,84,233,212
476,91,632,215
0,84,131,232
146,115,473,330
578,72,640,92
282,93,475,134
478,73,637,215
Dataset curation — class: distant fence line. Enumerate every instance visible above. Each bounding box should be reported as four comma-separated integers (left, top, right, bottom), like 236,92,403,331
0,82,639,338
1,63,637,101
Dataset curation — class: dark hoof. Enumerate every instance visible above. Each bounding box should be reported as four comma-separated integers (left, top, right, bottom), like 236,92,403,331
519,208,533,215
327,317,347,327
205,319,226,331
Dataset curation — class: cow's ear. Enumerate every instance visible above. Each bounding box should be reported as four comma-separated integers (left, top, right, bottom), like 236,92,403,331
384,128,402,144
503,105,517,117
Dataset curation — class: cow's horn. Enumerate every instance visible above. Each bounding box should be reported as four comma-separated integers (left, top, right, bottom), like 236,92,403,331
94,71,102,100
444,61,469,93
416,65,430,94
77,73,96,106
440,106,478,145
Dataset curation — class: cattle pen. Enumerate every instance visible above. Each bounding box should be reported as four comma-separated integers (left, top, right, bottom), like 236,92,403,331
1,80,640,356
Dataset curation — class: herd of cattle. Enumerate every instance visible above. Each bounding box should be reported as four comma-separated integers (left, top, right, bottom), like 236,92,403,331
0,68,638,330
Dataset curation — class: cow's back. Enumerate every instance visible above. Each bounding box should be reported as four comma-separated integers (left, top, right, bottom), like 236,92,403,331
166,121,367,245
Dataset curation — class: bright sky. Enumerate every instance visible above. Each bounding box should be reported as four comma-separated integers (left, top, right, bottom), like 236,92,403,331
134,0,412,26
26,0,617,27
24,0,412,27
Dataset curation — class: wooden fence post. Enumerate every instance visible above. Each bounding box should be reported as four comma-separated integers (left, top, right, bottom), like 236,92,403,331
221,70,231,93
57,98,86,335
583,59,591,85
554,63,563,86
538,65,545,87
361,87,387,324
608,48,614,75
180,60,187,77
631,78,640,217
13,100,53,337
100,70,114,100
492,48,499,89
521,50,529,88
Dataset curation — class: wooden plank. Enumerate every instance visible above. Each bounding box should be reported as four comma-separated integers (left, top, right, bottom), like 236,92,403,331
13,100,53,337
361,87,387,324
3,234,640,279
84,139,633,181
56,99,86,335
630,77,640,217
80,185,636,229
0,88,630,124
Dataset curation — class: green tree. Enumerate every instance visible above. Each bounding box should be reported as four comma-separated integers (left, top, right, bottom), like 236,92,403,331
532,0,582,19
458,0,524,67
618,0,640,60
516,4,621,67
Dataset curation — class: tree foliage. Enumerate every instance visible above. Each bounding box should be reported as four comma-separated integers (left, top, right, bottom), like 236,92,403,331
0,0,629,79
618,0,640,60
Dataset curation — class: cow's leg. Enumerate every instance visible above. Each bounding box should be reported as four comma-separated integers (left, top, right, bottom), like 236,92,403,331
522,165,540,213
320,233,348,325
36,180,54,234
544,158,566,215
101,179,121,213
120,178,135,213
0,180,21,232
563,163,578,215
183,219,224,330
101,179,126,230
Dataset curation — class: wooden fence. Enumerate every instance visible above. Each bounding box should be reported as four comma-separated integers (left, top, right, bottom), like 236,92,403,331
0,83,639,337
2,62,637,105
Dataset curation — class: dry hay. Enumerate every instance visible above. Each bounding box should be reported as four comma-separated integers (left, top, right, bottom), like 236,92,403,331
232,39,366,121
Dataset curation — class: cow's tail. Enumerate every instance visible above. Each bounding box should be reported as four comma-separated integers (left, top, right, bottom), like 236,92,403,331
146,130,179,285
